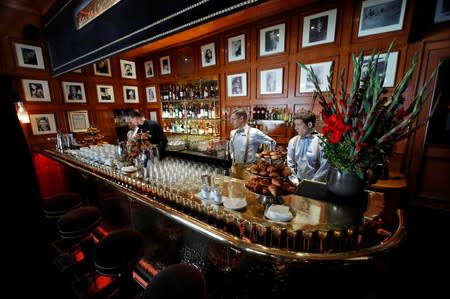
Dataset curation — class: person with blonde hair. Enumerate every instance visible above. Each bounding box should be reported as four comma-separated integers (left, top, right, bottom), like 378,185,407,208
229,108,275,179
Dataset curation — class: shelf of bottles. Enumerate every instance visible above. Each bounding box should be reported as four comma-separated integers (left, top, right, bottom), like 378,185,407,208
160,79,220,136
250,105,291,123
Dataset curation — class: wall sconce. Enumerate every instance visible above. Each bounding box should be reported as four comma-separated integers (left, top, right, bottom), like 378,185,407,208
16,101,30,124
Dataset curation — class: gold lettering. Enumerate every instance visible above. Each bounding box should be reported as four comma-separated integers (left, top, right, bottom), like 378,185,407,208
76,0,121,29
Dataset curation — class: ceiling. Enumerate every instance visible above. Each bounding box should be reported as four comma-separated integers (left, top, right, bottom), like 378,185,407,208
3,0,316,60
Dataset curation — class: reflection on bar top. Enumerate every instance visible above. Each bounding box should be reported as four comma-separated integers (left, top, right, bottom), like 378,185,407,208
222,179,384,232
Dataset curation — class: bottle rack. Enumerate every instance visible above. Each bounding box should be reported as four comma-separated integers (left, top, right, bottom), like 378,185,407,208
160,78,220,136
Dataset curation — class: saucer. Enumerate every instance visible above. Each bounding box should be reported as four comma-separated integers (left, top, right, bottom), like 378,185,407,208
121,166,138,173
222,197,247,210
264,204,293,222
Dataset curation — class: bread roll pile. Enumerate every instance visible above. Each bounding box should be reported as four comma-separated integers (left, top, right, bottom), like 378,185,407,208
255,148,287,161
245,160,296,196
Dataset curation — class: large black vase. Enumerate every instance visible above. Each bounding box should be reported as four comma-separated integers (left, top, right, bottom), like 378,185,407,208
326,167,365,198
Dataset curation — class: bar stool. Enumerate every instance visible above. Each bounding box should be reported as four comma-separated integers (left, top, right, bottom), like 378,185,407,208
93,229,144,298
43,192,82,220
56,206,102,272
43,192,84,251
143,264,207,299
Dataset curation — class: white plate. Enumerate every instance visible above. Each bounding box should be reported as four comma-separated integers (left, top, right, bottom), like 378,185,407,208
121,166,138,173
222,197,247,210
264,204,293,222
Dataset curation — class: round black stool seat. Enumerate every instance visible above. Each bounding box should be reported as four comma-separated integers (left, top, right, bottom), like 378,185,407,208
143,264,207,299
94,229,144,276
57,206,102,239
44,192,82,219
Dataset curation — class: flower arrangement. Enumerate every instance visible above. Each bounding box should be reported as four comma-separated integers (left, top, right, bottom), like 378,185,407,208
127,132,152,158
297,44,441,180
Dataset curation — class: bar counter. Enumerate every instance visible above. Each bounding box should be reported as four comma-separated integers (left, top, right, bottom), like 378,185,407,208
42,149,406,264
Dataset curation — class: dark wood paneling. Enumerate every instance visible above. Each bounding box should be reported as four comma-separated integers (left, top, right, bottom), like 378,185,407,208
2,0,450,210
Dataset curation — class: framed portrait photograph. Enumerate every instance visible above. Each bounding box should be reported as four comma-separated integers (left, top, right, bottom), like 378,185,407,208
227,73,247,97
96,84,115,103
93,58,111,76
361,51,399,87
160,56,171,75
149,110,158,121
123,85,139,103
21,79,51,102
259,23,286,56
434,0,450,23
30,113,57,135
68,110,90,133
146,86,157,103
302,8,337,48
228,34,245,62
299,61,333,93
62,81,87,103
15,43,45,69
145,60,155,78
358,0,407,37
260,68,283,95
120,59,137,79
201,42,216,67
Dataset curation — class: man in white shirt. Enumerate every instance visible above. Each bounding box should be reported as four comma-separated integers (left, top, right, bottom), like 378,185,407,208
287,110,329,185
229,108,275,179
126,118,138,142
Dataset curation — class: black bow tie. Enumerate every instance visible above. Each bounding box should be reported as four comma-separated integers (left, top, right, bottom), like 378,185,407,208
236,128,245,133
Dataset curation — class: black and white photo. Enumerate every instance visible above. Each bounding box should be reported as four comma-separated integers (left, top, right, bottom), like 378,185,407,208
96,84,115,103
260,68,283,95
22,79,51,102
302,8,337,48
361,51,398,87
93,58,111,76
68,110,90,133
434,0,450,23
149,111,158,121
146,86,157,103
30,113,57,135
62,81,87,103
299,61,333,93
228,34,245,62
227,73,247,97
358,0,406,37
259,23,285,56
123,85,139,103
15,43,45,69
201,42,216,67
160,56,171,75
145,60,155,78
120,59,137,79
